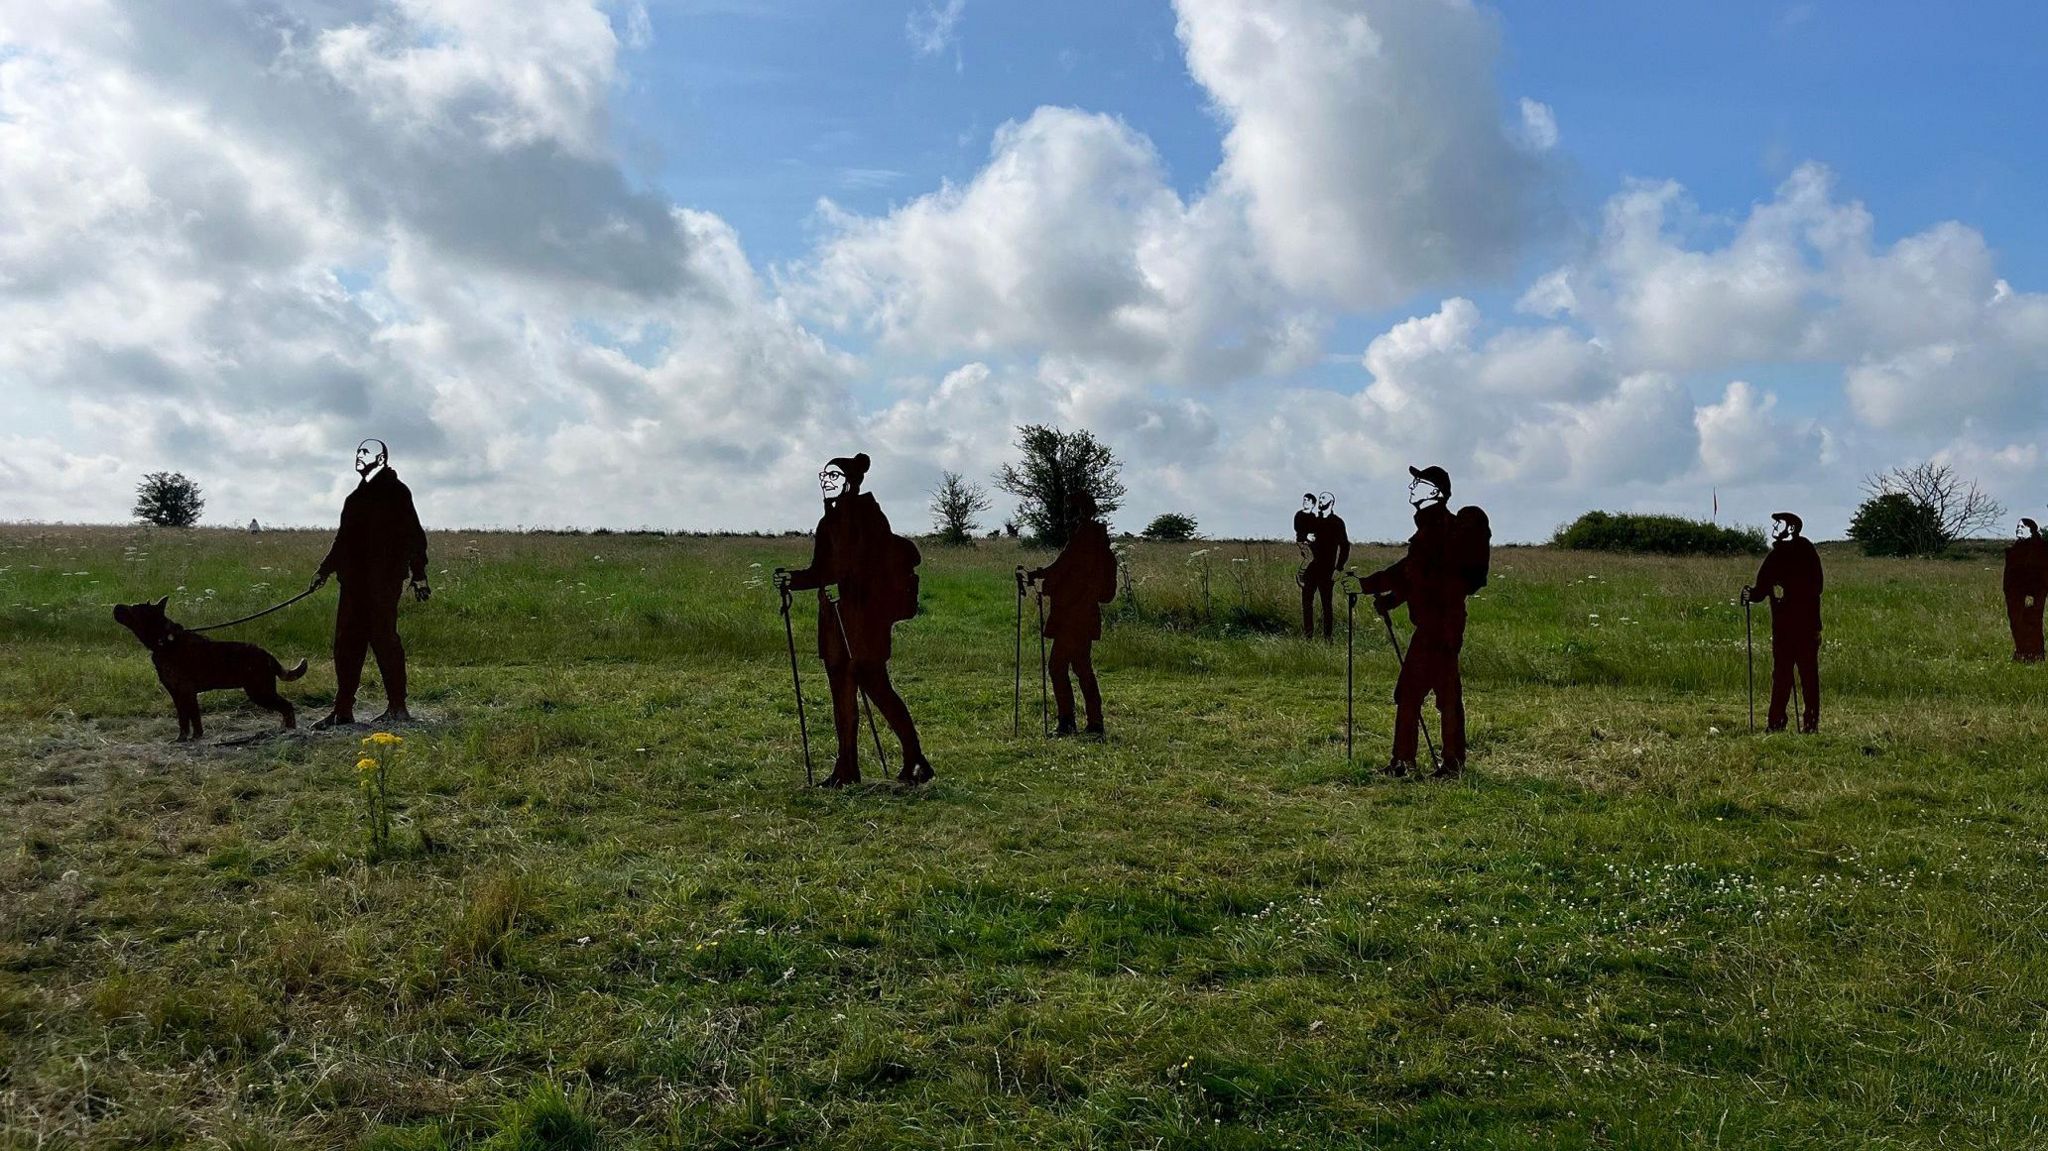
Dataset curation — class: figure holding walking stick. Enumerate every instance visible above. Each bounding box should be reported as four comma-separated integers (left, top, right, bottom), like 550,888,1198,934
1354,466,1489,779
1024,491,1117,738
1740,511,1823,734
774,453,932,788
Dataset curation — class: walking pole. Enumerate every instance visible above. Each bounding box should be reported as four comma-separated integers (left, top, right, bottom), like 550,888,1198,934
1014,566,1026,737
779,584,813,786
1745,596,1756,735
1379,608,1440,770
1036,585,1049,738
1344,569,1358,762
826,590,888,770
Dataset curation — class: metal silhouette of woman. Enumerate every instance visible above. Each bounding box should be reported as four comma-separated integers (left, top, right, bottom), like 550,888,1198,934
2004,517,2047,662
775,453,932,787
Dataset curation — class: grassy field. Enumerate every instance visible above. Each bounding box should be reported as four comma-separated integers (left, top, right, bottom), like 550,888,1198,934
3,523,2046,1149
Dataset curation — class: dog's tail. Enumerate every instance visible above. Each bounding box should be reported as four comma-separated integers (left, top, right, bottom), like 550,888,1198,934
276,657,309,682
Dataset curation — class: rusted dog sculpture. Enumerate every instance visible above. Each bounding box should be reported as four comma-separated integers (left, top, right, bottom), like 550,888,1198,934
114,597,308,741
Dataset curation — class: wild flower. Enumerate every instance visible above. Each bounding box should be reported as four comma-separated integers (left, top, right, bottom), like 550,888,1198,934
355,736,403,855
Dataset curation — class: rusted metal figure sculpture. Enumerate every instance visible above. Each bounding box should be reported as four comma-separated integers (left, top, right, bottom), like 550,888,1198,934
775,453,932,787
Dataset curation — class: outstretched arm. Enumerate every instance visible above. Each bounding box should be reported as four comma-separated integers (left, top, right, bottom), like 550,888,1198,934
779,530,831,592
316,512,347,582
1355,556,1409,610
1744,548,1782,603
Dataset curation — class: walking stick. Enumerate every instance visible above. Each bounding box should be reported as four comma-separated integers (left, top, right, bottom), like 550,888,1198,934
1344,569,1358,762
1036,585,1049,738
779,586,813,786
1379,608,1440,770
1745,596,1756,734
826,591,888,770
1014,566,1026,737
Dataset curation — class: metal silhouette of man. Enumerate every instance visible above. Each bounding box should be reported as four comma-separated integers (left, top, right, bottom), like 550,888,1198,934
1742,512,1823,733
1293,492,1318,561
2004,517,2048,662
774,453,932,788
1296,490,1349,641
312,439,428,728
1356,466,1488,778
1027,490,1118,736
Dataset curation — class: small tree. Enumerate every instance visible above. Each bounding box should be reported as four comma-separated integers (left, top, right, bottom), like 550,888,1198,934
1848,492,1947,557
1142,512,1199,542
1852,462,2005,555
928,470,992,546
133,472,205,528
993,424,1127,549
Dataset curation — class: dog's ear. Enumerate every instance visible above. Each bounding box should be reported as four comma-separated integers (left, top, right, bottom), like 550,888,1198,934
155,595,169,610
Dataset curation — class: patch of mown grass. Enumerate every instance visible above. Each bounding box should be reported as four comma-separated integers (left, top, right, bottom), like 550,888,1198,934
3,526,2048,1147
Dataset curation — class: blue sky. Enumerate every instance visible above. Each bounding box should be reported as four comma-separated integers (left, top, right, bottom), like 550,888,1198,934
4,0,2045,537
617,0,2048,486
632,2,2048,283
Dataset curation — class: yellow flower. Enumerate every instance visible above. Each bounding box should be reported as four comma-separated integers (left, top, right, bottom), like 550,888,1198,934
367,731,402,746
355,757,377,773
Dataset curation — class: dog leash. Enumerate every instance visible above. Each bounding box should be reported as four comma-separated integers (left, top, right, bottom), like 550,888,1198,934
187,584,322,633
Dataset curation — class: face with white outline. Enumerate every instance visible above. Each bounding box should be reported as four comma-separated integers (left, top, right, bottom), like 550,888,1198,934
1408,477,1444,509
354,439,387,477
2020,520,2037,540
1772,517,1797,543
1301,493,1316,514
819,464,848,500
1317,491,1335,516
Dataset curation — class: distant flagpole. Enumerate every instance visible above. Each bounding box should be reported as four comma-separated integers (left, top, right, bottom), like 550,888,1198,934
1712,487,1718,521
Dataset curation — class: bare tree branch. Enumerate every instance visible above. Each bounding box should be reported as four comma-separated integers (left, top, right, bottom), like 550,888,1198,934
1862,461,2006,549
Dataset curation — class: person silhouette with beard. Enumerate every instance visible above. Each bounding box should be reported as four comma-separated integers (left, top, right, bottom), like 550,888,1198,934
775,453,932,788
1296,491,1349,641
1743,512,1824,733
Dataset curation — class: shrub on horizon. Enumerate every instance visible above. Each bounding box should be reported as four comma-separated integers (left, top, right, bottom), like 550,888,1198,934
1141,512,1199,542
1553,511,1764,556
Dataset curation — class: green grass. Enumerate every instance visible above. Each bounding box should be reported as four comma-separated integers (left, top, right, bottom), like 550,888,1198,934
3,523,2046,1148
